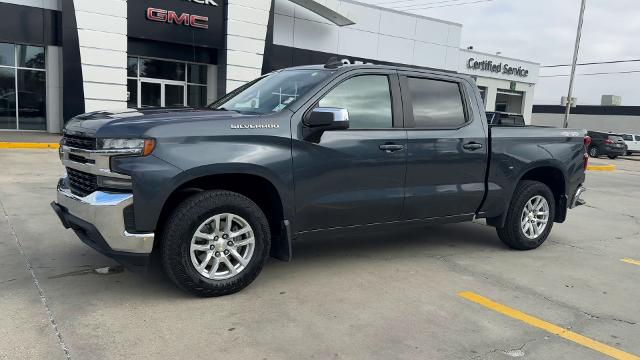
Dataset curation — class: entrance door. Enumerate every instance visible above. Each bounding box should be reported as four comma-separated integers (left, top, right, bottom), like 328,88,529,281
139,80,186,107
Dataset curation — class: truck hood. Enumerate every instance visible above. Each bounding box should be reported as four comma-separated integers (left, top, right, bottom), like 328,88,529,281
64,107,255,137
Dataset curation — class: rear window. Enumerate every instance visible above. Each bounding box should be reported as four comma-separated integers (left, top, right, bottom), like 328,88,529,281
406,77,466,128
608,135,623,142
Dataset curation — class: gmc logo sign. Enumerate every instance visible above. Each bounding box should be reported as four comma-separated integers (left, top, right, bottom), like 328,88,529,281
146,8,208,29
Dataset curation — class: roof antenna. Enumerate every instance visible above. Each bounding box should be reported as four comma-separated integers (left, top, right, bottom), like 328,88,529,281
324,57,343,69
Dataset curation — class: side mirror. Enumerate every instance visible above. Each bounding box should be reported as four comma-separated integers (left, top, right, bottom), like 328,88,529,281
303,107,349,142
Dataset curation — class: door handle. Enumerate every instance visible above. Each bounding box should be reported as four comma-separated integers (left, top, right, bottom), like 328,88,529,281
379,143,405,153
463,142,483,151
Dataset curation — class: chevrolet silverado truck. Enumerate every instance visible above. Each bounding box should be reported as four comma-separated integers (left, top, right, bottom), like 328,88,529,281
51,63,588,297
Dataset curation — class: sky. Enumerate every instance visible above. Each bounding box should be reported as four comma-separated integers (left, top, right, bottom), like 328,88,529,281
360,0,640,106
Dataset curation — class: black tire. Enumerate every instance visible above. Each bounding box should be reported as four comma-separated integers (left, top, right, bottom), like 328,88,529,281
160,190,270,297
608,155,617,159
588,146,599,158
496,180,555,250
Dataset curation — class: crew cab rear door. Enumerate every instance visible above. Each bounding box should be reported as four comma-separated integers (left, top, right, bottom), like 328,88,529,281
398,72,488,220
291,69,407,232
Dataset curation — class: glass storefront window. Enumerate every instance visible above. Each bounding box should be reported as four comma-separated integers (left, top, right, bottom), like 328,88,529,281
16,69,46,130
139,58,185,81
0,67,16,129
127,79,138,108
0,43,15,66
127,57,138,77
17,45,45,69
188,64,207,85
0,42,46,130
188,85,207,107
128,56,211,108
141,82,161,107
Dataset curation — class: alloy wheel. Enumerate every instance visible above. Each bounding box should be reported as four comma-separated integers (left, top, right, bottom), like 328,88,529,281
189,213,255,280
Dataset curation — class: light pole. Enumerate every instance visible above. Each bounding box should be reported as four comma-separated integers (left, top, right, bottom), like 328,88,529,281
563,0,587,128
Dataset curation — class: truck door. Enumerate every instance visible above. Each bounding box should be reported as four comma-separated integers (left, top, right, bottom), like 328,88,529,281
291,71,407,232
398,73,488,220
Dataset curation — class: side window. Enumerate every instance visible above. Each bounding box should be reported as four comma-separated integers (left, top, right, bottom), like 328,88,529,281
635,136,640,141
318,75,393,129
406,77,466,128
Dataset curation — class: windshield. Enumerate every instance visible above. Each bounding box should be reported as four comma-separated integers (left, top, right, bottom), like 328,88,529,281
211,69,332,114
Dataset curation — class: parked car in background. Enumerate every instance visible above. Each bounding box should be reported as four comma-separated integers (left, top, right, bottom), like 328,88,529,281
486,111,525,126
620,134,640,155
586,131,627,159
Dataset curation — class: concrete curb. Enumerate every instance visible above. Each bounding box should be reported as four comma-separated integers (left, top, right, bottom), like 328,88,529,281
587,164,616,171
0,142,60,149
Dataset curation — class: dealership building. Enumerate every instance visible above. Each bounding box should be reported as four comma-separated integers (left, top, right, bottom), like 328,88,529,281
0,0,540,133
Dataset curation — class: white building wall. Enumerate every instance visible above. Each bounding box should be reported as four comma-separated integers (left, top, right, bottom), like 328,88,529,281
225,0,271,92
273,0,462,71
73,0,128,112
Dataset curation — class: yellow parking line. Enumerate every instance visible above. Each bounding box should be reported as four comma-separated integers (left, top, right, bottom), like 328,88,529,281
621,258,640,267
587,164,616,171
0,142,59,149
458,291,639,360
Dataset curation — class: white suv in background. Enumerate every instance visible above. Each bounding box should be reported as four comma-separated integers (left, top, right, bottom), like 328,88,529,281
621,134,640,155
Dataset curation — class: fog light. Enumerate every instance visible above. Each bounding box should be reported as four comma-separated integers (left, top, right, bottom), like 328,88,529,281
98,177,133,190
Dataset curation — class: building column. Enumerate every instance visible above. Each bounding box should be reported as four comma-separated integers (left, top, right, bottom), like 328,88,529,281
46,46,63,133
74,0,128,112
485,86,498,112
225,0,271,92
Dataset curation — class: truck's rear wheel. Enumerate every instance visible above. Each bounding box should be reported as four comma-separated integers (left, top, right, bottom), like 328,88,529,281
160,190,270,297
496,181,555,250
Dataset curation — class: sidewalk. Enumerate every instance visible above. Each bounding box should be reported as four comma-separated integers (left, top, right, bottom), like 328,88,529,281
0,131,61,149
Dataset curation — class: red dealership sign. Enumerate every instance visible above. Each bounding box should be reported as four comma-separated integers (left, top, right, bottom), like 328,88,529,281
146,7,209,29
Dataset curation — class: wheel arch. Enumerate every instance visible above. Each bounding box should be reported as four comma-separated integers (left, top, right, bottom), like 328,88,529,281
488,162,568,227
156,166,292,261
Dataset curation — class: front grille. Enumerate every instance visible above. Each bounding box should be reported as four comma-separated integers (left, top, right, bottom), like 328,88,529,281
63,134,97,150
67,168,98,197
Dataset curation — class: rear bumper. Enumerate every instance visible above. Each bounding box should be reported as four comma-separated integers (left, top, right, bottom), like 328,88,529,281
51,176,154,270
602,146,626,155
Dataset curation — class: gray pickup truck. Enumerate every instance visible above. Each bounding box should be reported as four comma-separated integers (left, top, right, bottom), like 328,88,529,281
51,63,588,297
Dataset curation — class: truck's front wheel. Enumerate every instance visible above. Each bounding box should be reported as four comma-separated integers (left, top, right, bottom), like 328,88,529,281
160,190,270,297
496,181,555,250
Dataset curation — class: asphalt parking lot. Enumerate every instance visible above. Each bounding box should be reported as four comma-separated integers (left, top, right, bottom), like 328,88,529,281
1,149,638,360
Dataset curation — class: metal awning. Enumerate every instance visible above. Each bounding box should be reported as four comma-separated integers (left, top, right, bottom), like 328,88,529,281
288,0,355,26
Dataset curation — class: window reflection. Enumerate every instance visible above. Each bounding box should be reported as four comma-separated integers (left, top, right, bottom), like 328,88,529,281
319,75,393,129
17,69,46,130
407,77,466,128
0,67,16,129
17,45,45,69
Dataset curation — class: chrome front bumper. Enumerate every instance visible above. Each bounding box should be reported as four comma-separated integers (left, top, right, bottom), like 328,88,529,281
55,176,154,254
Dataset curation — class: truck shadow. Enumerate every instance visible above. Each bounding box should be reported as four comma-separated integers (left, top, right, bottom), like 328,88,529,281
75,221,506,299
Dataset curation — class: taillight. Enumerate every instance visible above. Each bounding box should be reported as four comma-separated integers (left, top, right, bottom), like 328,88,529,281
604,139,613,144
583,136,591,170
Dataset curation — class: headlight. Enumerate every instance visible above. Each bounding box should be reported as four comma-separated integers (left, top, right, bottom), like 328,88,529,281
98,138,155,156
